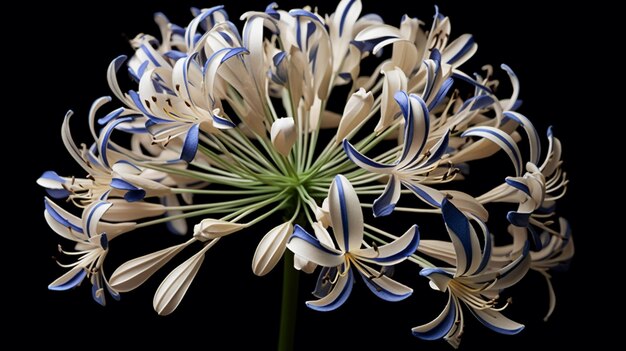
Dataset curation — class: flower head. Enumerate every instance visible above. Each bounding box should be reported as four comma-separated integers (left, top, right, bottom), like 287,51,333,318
39,1,572,347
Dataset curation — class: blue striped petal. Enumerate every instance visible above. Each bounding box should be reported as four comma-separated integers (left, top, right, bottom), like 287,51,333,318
181,124,199,162
49,268,87,291
359,271,412,302
462,126,522,176
412,293,457,340
306,269,353,312
44,198,83,234
441,198,472,275
110,178,146,202
372,174,400,217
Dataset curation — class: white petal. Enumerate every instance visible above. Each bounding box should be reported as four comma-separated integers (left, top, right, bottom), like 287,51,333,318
109,241,191,292
101,200,166,222
270,117,297,156
153,241,218,315
336,88,374,142
375,68,407,134
252,222,293,276
294,254,317,274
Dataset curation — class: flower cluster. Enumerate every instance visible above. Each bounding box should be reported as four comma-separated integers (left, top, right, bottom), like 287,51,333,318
39,1,572,347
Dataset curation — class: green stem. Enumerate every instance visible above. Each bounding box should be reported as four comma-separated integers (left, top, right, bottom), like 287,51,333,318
277,251,299,351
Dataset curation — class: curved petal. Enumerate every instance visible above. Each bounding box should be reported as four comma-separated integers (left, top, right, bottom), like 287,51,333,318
462,127,523,176
306,269,354,312
372,174,401,217
396,92,430,168
355,225,419,265
357,264,412,301
49,266,87,291
469,308,524,335
412,292,457,340
504,111,541,165
328,175,364,252
287,225,345,267
82,201,113,238
441,198,481,276
343,139,395,174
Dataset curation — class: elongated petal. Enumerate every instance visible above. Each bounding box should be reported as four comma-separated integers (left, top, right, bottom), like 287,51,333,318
271,117,297,157
328,175,364,252
287,225,344,267
469,308,524,335
412,293,457,340
441,34,477,67
343,139,395,174
355,225,419,265
153,240,218,315
306,269,353,312
44,197,84,237
376,68,407,133
441,198,481,276
372,174,401,217
49,266,87,291
462,127,522,176
504,111,541,165
82,201,113,238
396,92,430,168
109,241,191,292
336,88,374,142
357,264,412,301
252,222,293,276
102,200,166,222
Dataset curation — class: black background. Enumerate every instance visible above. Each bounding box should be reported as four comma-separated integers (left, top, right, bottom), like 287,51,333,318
15,0,603,349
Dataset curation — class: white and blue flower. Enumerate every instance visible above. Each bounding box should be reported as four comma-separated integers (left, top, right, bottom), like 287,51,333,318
45,197,135,305
413,199,530,347
287,175,419,311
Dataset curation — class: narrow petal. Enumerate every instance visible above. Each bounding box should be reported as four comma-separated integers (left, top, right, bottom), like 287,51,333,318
328,175,364,252
287,225,345,267
49,266,87,291
355,225,419,265
343,139,395,174
357,264,412,301
504,111,541,165
306,269,354,312
336,88,374,142
469,308,524,335
441,198,481,276
396,92,430,168
412,293,457,340
180,124,199,162
462,127,523,176
372,174,401,217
